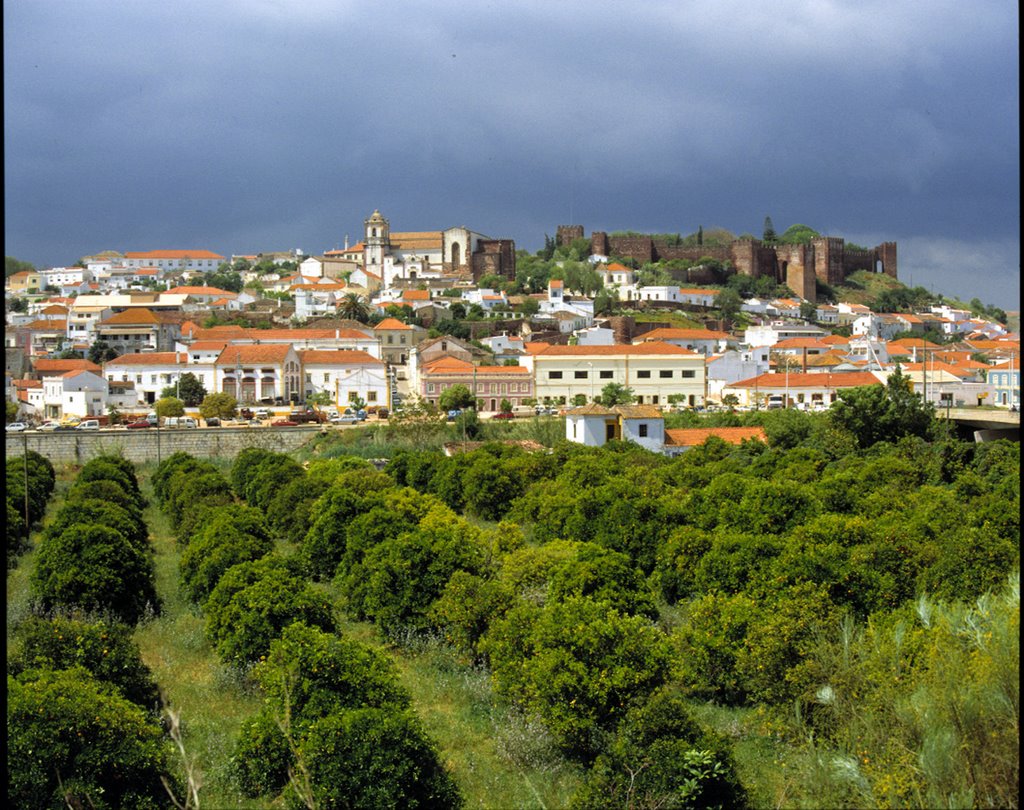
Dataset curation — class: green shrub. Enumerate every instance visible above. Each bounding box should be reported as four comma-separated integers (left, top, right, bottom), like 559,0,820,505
571,686,747,809
179,507,273,605
291,707,462,809
483,596,672,758
76,457,142,502
65,478,141,515
204,555,334,667
46,498,149,554
9,615,160,710
265,475,331,545
165,471,234,530
31,522,158,624
8,667,175,809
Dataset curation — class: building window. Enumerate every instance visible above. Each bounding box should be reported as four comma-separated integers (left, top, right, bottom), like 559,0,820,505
348,391,359,402
367,391,377,402
659,370,672,378
428,383,435,393
323,373,330,383
639,424,648,437
549,371,563,379
637,370,651,379
574,370,587,379
600,370,613,379
681,370,696,378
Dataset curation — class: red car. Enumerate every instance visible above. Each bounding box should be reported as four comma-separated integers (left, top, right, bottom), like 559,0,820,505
492,412,516,420
125,420,151,429
272,419,298,427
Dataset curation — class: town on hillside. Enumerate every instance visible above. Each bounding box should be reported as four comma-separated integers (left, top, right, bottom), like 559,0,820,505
5,212,1021,442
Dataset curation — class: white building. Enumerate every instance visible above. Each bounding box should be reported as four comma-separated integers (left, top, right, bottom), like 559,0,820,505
522,341,706,407
743,322,828,348
297,349,388,408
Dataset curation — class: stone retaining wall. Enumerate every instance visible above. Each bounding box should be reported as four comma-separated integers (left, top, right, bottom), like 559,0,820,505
5,426,322,466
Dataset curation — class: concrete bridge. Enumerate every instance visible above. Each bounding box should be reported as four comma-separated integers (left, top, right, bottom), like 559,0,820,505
939,407,1019,442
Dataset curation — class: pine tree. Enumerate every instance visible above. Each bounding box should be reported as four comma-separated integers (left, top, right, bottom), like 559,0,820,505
762,216,777,243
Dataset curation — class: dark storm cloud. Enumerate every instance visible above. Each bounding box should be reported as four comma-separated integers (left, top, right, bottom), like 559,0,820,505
4,0,1018,305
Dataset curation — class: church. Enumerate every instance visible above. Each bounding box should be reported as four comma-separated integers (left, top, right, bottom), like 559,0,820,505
330,210,516,285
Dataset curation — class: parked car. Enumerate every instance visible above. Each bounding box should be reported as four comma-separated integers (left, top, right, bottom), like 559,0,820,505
75,420,101,430
492,412,516,420
6,422,27,432
125,420,152,429
376,408,390,419
447,409,462,421
37,421,60,431
239,407,254,420
330,413,359,425
356,409,367,421
288,410,325,424
254,408,272,420
272,419,298,427
164,416,198,428
205,417,221,427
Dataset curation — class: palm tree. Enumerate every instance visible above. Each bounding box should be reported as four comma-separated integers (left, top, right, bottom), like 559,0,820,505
338,292,370,323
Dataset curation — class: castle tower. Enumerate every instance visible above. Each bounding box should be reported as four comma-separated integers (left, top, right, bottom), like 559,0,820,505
364,209,390,269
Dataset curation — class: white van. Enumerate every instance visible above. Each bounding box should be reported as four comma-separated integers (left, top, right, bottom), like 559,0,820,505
165,416,198,429
75,420,101,430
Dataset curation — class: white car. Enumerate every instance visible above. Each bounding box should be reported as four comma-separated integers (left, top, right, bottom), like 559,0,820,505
37,421,60,431
6,422,27,432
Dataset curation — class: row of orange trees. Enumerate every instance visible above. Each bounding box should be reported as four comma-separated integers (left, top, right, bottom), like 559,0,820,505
8,455,179,808
152,450,462,808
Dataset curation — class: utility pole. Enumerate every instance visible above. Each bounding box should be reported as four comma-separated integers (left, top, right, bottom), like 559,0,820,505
22,429,30,529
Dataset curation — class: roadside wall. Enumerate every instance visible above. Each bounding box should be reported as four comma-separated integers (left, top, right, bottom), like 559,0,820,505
5,426,321,466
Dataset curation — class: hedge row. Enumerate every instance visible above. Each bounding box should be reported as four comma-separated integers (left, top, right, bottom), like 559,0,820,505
6,449,55,566
9,454,177,808
156,451,462,807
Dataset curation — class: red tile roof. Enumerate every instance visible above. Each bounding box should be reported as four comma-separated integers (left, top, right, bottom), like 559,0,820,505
297,350,383,366
108,352,186,366
374,318,413,330
34,359,101,374
164,286,237,297
124,250,225,260
215,345,293,366
730,371,883,389
665,426,768,447
531,341,700,357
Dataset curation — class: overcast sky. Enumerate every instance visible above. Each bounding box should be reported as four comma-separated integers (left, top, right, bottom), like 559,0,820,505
4,0,1019,307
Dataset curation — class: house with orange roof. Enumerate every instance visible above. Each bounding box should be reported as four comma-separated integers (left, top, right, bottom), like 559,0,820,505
38,364,107,421
104,351,194,407
418,356,533,413
722,370,885,409
634,327,733,356
664,426,768,455
37,266,90,290
215,344,301,405
522,341,706,407
677,288,720,308
297,349,387,408
178,325,380,359
163,285,238,304
94,307,183,354
373,317,427,365
6,270,42,293
122,249,225,273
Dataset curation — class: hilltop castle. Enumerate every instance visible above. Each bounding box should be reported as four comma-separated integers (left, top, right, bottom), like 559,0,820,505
556,225,897,300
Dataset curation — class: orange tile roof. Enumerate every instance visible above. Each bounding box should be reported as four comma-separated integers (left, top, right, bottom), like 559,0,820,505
297,349,383,366
402,290,431,301
471,365,529,375
640,327,731,341
665,426,768,447
390,232,443,249
887,338,943,350
22,320,67,331
773,337,831,349
730,371,882,389
820,335,851,345
100,308,160,325
606,263,631,272
677,288,720,295
532,342,700,357
186,341,230,352
12,379,42,389
424,356,475,373
40,305,69,314
374,318,413,330
549,279,564,288
124,250,225,260
164,286,237,297
215,344,293,366
614,404,662,419
108,352,186,365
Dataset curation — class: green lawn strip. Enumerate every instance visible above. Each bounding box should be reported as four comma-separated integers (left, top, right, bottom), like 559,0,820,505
335,617,584,809
132,471,265,809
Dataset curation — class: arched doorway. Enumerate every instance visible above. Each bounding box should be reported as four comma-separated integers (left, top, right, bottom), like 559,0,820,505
451,242,462,269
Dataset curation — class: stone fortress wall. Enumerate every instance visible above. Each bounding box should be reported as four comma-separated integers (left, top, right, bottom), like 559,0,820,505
558,225,897,301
